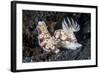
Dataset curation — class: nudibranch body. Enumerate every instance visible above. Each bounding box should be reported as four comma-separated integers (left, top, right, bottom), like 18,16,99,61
36,17,82,54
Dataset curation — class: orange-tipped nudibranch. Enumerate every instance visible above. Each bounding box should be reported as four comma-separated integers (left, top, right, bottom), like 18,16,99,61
36,17,82,54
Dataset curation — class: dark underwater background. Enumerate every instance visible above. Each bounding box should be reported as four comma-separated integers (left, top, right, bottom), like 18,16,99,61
22,10,91,63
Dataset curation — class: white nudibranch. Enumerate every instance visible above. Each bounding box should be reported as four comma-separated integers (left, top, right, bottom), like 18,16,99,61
36,17,82,54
